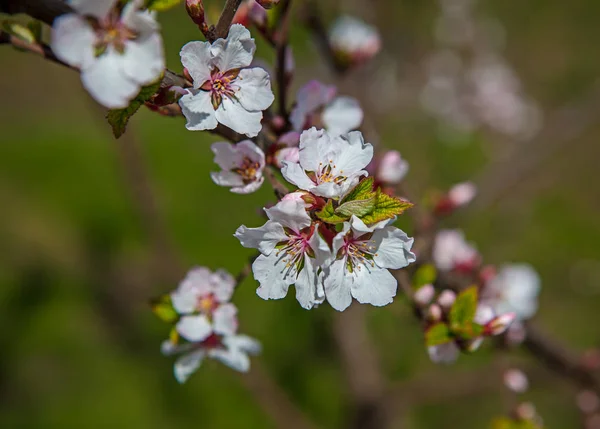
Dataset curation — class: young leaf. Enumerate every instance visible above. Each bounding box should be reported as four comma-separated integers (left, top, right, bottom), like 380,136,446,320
335,197,376,218
342,177,375,203
413,264,437,289
146,0,182,11
449,286,478,330
106,76,162,138
425,322,453,346
359,188,414,225
151,294,179,323
316,200,349,225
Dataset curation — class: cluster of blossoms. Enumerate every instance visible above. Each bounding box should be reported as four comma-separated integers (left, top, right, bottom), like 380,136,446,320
157,267,260,383
420,0,541,140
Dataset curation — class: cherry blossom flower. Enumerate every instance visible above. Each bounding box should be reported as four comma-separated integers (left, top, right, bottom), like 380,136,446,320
170,267,237,342
272,131,300,168
290,81,363,135
162,333,261,383
179,24,274,137
51,0,165,109
435,181,477,214
210,140,265,194
374,150,410,185
281,128,374,199
234,194,329,309
433,229,479,272
322,216,415,311
504,368,529,393
328,16,381,67
481,264,541,320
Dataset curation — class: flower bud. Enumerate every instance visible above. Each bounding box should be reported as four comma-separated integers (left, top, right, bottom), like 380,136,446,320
578,390,600,414
427,303,443,322
275,147,300,168
485,312,516,336
414,284,435,307
437,289,456,310
465,337,484,352
186,0,207,29
256,0,280,9
448,181,476,207
329,16,381,68
377,150,409,185
503,368,529,393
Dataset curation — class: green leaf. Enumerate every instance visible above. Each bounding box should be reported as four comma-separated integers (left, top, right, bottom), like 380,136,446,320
335,197,376,218
342,177,375,203
425,322,453,347
2,20,37,44
359,188,414,225
449,286,478,330
316,200,349,225
106,76,162,138
151,294,179,323
145,0,182,11
27,20,43,43
413,264,437,289
455,321,485,341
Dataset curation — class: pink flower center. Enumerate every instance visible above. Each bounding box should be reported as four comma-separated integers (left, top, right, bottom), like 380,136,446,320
232,156,261,184
275,226,315,279
93,11,137,56
313,160,347,185
200,68,241,109
338,233,377,273
196,293,219,315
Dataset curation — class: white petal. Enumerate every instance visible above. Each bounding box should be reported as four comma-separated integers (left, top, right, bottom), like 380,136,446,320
332,131,374,175
350,266,397,307
226,334,262,355
180,41,213,87
211,24,256,71
312,182,344,199
232,177,264,194
211,171,245,188
121,32,165,86
179,91,218,131
235,220,287,255
81,50,139,109
174,349,205,383
236,140,266,165
208,345,250,372
51,14,96,69
428,342,459,364
211,141,244,169
322,96,363,135
171,289,197,314
281,161,316,192
264,198,311,232
372,227,416,269
297,128,330,172
176,315,213,342
69,0,117,18
323,259,353,311
293,255,321,310
252,253,291,301
377,150,409,185
213,303,238,336
290,81,336,131
215,97,263,137
236,68,275,111
211,269,236,302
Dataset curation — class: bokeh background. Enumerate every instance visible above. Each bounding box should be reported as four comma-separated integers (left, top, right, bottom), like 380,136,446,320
1,0,600,428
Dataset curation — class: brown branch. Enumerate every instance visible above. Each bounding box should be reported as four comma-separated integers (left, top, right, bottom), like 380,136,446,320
0,0,72,23
264,166,290,200
0,30,72,69
214,0,243,40
275,0,293,119
333,305,388,429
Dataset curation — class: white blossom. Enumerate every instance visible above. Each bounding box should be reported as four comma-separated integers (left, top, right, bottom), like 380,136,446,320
234,194,329,309
281,128,374,199
210,140,265,194
290,81,363,135
163,333,261,383
433,229,479,272
170,267,237,342
179,24,274,137
329,16,381,66
51,0,165,109
323,216,415,311
481,264,541,320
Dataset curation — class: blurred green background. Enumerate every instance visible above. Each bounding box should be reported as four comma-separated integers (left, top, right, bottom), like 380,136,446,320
1,0,600,428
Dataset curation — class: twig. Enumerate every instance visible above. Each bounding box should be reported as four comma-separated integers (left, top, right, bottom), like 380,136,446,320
275,0,293,119
333,305,388,429
264,166,290,200
0,30,72,69
0,0,72,23
214,0,243,40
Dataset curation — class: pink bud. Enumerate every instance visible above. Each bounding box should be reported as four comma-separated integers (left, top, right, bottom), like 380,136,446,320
515,402,537,421
578,390,600,414
486,312,516,336
256,0,280,9
414,284,435,307
466,337,484,352
377,150,409,185
427,304,443,322
448,181,477,207
503,368,529,393
186,0,207,28
437,290,456,310
275,147,300,168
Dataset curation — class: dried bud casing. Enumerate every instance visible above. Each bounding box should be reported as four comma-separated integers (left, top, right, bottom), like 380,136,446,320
186,0,208,31
256,0,280,9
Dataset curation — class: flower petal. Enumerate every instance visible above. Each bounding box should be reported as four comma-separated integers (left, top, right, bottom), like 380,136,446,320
208,344,250,372
350,265,397,307
213,303,238,336
231,177,264,194
331,131,373,175
211,269,236,302
293,255,322,310
211,171,245,188
264,198,311,232
290,80,336,131
235,220,287,255
428,342,459,364
69,0,118,18
215,97,263,137
211,24,256,71
174,349,205,383
176,314,213,342
51,14,96,69
180,41,213,87
252,252,291,301
179,91,218,131
226,334,261,355
322,96,363,135
121,31,164,86
236,68,275,112
297,127,330,172
323,259,353,311
372,227,416,269
281,161,316,192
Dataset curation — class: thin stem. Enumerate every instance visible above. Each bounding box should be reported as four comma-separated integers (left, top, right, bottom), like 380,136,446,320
214,0,243,40
275,0,293,120
0,31,72,69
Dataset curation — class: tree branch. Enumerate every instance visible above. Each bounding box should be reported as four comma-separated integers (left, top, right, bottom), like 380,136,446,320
0,0,72,23
275,0,292,119
214,0,243,40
